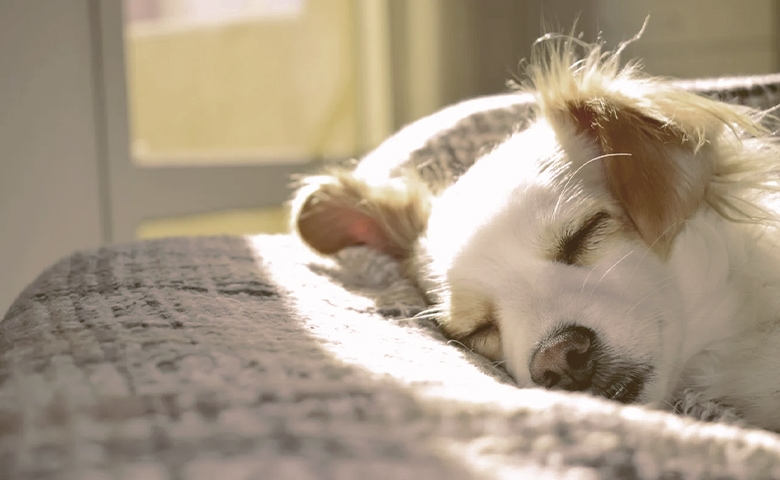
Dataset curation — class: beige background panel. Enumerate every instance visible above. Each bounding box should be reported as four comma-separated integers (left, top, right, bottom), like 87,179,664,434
127,0,359,161
137,206,289,239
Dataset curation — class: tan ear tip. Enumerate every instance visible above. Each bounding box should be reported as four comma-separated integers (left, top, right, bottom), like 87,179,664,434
287,176,323,242
291,190,340,254
289,174,333,226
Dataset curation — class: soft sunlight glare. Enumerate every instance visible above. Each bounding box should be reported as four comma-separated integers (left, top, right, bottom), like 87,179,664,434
246,235,780,477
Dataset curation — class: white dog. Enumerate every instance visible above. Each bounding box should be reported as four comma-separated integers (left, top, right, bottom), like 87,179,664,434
291,34,780,431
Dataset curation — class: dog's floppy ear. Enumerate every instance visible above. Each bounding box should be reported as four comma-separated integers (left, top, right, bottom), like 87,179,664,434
292,169,431,259
565,100,713,256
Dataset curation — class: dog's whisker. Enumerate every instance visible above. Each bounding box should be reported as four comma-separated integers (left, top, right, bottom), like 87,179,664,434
446,338,475,354
553,153,632,216
580,266,598,295
599,250,635,284
412,306,445,322
585,249,637,299
624,219,686,289
621,276,678,318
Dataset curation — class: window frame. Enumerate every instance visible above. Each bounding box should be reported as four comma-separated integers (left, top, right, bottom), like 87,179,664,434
93,0,393,241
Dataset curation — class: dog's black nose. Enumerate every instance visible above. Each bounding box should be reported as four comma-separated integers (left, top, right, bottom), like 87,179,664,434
529,325,595,390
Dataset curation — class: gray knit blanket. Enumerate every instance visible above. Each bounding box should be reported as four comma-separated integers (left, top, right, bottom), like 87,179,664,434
4,75,780,480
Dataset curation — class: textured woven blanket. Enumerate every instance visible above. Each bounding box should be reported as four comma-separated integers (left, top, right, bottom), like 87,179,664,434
4,74,780,479
5,235,780,480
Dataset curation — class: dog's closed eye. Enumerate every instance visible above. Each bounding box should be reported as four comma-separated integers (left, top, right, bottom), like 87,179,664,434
440,296,503,361
460,322,502,361
554,211,611,265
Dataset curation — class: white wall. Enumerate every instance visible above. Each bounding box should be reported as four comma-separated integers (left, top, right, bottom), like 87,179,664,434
0,0,105,315
595,0,777,77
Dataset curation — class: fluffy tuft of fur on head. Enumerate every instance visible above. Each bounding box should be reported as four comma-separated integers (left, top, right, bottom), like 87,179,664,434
517,23,764,144
510,26,780,253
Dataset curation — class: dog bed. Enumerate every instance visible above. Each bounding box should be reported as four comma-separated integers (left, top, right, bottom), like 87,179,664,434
3,74,780,480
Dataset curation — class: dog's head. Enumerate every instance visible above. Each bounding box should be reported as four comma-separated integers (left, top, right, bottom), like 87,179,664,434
292,36,772,405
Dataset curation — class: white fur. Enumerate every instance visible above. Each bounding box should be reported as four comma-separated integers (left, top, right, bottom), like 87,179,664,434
414,49,780,428
293,34,780,431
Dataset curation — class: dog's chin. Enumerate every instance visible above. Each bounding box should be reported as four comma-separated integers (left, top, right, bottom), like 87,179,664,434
589,344,656,404
601,379,644,404
505,350,655,405
591,365,654,405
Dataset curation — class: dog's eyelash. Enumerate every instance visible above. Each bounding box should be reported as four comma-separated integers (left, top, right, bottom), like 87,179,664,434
555,211,611,265
466,322,499,339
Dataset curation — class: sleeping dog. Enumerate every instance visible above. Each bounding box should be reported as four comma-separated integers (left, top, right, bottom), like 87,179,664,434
291,33,780,430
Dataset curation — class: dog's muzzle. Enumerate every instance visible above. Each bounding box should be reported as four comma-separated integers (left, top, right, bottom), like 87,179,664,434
529,325,650,403
529,325,595,390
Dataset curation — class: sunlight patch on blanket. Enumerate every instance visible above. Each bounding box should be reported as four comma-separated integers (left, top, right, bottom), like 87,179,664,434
244,235,620,416
244,234,780,479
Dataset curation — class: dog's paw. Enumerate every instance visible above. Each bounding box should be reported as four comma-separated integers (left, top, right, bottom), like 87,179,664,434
673,389,745,425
